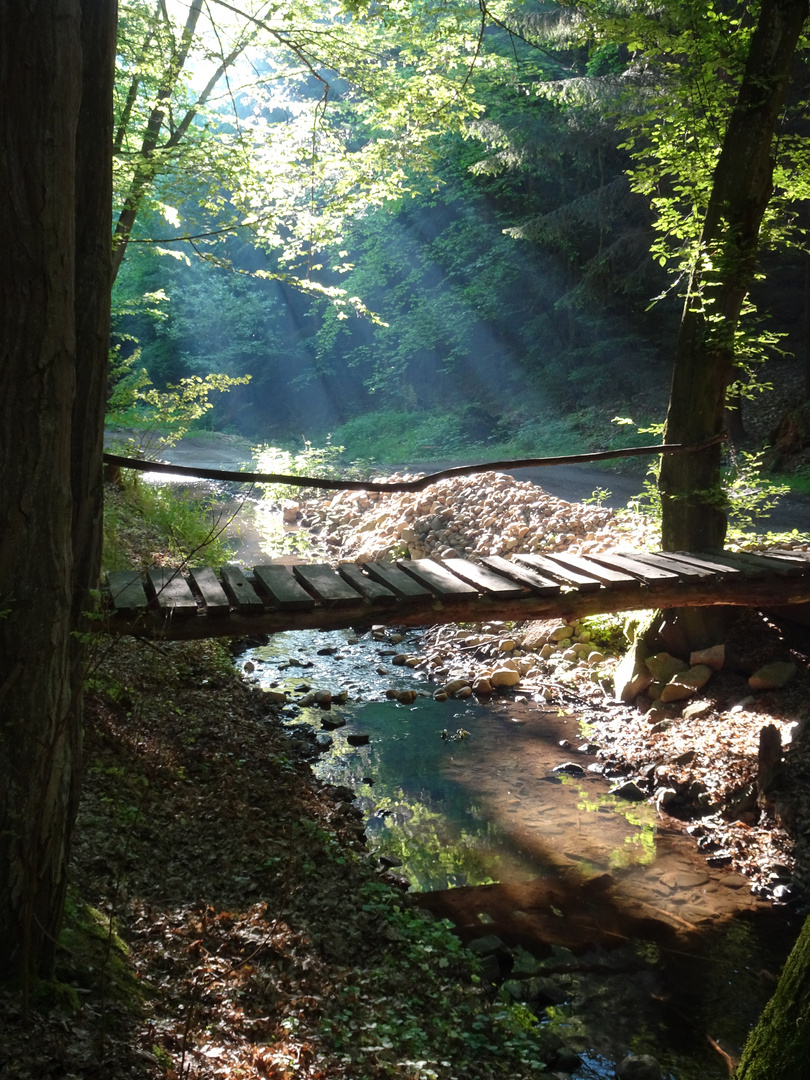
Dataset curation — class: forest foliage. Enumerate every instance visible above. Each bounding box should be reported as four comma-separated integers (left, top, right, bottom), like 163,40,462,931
110,1,810,464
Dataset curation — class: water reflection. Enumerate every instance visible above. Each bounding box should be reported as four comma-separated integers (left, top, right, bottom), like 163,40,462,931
240,628,794,1080
242,628,766,927
245,627,666,892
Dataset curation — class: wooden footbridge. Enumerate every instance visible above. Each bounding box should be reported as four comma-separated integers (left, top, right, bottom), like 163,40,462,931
103,548,810,640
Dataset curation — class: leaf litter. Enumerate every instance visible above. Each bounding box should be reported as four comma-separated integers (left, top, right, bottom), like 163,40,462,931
0,634,550,1080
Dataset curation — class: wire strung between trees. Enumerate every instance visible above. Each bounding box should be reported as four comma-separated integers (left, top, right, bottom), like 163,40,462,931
102,434,728,494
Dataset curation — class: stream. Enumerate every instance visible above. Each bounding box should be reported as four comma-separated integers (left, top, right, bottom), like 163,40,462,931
127,440,801,1079
234,627,795,1080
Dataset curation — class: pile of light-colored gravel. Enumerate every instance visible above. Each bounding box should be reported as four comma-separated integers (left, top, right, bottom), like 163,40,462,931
294,471,655,564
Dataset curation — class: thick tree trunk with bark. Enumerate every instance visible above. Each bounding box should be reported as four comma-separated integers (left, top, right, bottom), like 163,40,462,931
659,0,808,553
0,0,115,985
734,913,810,1080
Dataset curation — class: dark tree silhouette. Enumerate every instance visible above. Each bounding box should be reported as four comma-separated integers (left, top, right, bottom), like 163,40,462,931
0,0,116,984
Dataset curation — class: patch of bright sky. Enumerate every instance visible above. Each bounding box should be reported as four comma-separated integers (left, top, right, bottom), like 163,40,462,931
164,0,313,116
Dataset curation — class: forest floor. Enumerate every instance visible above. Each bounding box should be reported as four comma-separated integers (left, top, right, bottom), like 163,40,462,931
5,468,810,1079
0,639,560,1080
6,621,809,1080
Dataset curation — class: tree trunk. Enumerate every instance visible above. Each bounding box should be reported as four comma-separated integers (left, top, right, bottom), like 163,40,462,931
0,0,115,986
659,0,808,553
734,913,810,1080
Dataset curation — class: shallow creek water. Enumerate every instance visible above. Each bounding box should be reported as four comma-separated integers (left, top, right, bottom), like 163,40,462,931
130,463,795,1078
237,627,796,1080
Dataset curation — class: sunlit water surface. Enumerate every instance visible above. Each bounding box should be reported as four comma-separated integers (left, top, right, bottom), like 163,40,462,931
237,627,795,1080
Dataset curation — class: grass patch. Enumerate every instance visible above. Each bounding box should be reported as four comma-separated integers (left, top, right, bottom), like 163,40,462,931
769,466,810,496
329,407,583,465
103,475,232,571
327,404,665,470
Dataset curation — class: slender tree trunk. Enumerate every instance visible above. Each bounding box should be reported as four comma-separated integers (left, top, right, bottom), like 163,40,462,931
659,0,808,553
111,0,203,280
0,0,116,986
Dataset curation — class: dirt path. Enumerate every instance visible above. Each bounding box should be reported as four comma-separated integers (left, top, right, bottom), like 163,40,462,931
107,429,810,535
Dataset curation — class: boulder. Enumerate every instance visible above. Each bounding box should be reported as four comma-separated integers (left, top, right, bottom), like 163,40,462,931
440,677,470,696
645,652,688,683
472,677,494,695
683,699,712,719
521,621,552,650
658,663,713,703
749,661,797,691
509,945,544,978
346,732,370,746
553,761,586,777
262,689,288,704
616,1054,661,1080
655,787,677,808
613,639,653,702
490,667,521,688
466,934,504,955
320,714,346,730
689,643,725,671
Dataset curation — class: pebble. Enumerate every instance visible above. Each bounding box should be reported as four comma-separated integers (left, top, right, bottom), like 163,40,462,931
610,780,646,802
553,762,585,777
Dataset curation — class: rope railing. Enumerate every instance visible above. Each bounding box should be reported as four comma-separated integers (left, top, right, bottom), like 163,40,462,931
102,433,727,495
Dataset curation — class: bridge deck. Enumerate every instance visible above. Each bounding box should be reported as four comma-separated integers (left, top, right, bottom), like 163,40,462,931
102,548,810,640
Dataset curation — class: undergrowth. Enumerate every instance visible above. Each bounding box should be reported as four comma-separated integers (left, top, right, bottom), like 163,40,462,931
102,475,232,571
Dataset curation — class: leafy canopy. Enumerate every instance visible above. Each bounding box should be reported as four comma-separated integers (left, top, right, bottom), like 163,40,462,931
113,0,520,309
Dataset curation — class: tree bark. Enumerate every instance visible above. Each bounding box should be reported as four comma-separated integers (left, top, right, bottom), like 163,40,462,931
0,0,115,986
734,913,810,1080
659,0,808,553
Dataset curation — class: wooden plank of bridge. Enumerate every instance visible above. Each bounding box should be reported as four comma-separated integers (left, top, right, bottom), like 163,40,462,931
188,567,230,615
620,551,718,579
588,551,681,583
338,563,397,605
479,555,562,595
691,551,772,578
254,565,316,611
710,550,807,577
397,558,479,597
539,552,641,589
362,561,433,599
107,570,149,613
221,565,265,612
146,568,198,617
766,549,810,564
514,552,602,592
294,563,366,607
439,558,526,597
671,551,747,576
